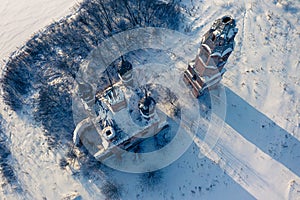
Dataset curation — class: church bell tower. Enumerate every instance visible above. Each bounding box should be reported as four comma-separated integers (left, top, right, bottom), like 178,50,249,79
183,16,238,97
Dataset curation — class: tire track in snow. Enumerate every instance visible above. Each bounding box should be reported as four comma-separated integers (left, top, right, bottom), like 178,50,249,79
0,115,28,200
0,98,93,199
193,114,300,200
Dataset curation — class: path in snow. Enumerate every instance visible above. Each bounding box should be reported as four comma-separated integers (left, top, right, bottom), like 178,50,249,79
193,90,300,200
0,100,98,199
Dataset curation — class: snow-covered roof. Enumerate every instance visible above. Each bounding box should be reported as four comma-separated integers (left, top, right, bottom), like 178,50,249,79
202,15,238,56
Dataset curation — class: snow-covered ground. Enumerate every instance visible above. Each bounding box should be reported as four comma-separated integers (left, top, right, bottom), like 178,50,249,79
0,0,299,199
0,0,81,66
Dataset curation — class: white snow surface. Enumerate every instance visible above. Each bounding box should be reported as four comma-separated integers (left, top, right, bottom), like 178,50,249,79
0,0,81,66
0,0,299,199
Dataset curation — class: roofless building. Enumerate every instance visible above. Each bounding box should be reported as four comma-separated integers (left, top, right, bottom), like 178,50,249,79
73,58,167,161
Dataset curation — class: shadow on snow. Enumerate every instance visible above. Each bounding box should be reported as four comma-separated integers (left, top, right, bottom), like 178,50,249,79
199,87,300,177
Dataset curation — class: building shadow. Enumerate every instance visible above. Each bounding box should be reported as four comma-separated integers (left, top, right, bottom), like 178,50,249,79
198,86,300,177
